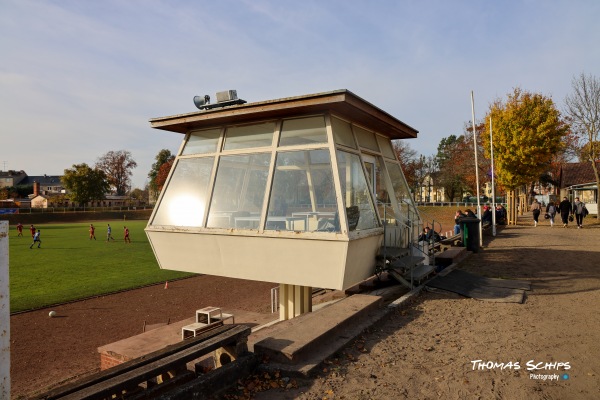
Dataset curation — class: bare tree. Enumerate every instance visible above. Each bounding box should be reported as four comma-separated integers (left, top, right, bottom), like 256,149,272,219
95,150,137,196
564,73,600,212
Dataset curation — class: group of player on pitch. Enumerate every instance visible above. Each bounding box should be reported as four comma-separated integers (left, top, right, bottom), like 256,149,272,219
89,223,131,243
15,222,132,248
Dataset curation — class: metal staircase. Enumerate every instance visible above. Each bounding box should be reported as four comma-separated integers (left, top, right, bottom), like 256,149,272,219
375,203,438,289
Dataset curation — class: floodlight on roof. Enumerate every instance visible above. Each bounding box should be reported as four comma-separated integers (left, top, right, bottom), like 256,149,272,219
193,94,211,110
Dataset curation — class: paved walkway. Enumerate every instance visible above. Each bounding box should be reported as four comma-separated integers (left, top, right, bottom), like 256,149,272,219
242,215,600,399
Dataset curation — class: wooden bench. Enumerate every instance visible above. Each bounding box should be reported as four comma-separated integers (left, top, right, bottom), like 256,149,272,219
37,325,251,400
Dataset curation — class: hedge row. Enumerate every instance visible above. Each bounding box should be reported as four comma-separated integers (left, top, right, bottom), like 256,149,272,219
0,209,153,225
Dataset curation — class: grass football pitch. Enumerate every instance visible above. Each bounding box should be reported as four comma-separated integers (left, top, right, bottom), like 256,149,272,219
8,220,193,313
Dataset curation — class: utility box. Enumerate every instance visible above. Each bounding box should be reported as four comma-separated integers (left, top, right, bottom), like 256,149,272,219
216,90,238,102
459,217,480,253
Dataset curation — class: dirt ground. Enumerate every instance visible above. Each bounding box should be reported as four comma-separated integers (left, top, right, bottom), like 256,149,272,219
10,213,600,399
9,276,278,399
222,215,600,400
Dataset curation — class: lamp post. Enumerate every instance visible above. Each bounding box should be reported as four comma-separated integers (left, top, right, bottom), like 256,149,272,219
428,176,431,203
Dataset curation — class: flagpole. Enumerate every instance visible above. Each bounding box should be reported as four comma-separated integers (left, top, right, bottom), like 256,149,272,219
490,117,497,236
471,91,482,247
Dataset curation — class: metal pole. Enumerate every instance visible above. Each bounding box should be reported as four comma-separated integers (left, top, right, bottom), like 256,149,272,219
471,91,483,247
490,117,497,236
0,221,10,398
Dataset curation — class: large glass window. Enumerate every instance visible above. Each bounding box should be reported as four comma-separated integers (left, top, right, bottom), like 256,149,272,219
386,161,415,221
207,153,271,229
223,122,275,151
386,161,412,203
151,157,214,227
336,151,379,231
266,150,337,232
182,128,221,155
279,116,327,146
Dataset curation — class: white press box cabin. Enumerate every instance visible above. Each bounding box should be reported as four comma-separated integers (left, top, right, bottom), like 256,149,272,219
145,90,420,319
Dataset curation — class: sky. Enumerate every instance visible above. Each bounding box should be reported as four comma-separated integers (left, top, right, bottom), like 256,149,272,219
2,0,599,189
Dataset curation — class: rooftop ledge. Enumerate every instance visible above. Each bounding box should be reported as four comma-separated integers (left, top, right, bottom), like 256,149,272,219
149,89,418,140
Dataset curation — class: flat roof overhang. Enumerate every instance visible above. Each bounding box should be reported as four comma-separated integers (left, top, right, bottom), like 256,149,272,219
149,89,418,140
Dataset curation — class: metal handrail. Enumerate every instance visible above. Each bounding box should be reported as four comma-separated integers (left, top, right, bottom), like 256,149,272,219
377,201,425,288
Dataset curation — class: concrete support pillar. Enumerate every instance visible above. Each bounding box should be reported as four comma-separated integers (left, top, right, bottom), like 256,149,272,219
1,221,10,398
279,284,312,321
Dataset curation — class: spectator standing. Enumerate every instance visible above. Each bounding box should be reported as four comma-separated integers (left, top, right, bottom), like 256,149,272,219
558,197,572,228
545,201,557,227
530,199,542,227
89,224,96,240
572,197,586,229
16,222,23,237
29,230,41,249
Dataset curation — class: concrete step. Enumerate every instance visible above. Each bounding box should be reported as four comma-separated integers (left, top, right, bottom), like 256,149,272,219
435,247,467,267
251,294,386,376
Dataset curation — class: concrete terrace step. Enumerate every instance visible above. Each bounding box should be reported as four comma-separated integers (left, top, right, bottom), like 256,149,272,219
251,294,386,376
435,247,468,267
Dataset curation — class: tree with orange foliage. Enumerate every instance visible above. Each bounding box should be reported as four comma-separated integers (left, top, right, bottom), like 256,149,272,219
482,88,568,192
155,158,175,191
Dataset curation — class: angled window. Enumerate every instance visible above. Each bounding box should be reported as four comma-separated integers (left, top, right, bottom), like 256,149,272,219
182,128,221,155
223,122,275,151
279,116,327,147
266,150,337,232
207,153,271,229
377,135,396,159
331,116,357,149
354,126,379,152
151,157,214,227
336,150,379,231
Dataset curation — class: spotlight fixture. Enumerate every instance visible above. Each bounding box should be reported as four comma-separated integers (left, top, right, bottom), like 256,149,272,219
193,94,211,110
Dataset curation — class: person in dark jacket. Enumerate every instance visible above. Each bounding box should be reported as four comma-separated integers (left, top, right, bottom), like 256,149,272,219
558,197,572,228
495,205,507,225
481,205,493,226
572,197,586,228
545,201,557,227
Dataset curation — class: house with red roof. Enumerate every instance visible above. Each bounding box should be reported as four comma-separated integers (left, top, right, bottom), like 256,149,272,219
559,161,599,215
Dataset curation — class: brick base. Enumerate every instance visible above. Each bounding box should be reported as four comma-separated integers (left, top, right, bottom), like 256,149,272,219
100,352,132,370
